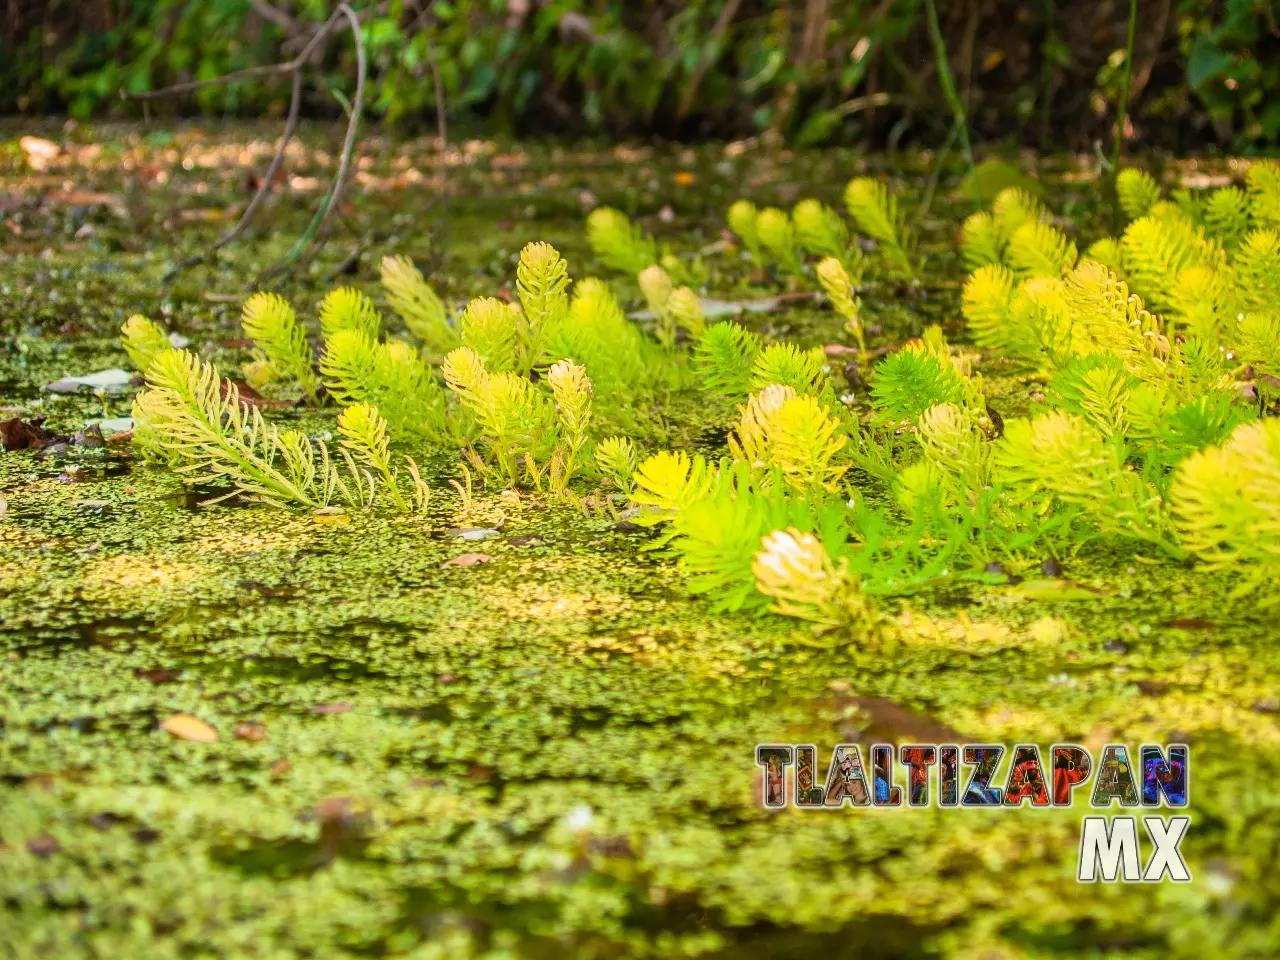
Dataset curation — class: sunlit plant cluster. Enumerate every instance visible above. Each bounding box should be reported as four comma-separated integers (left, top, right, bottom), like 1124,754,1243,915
124,160,1280,635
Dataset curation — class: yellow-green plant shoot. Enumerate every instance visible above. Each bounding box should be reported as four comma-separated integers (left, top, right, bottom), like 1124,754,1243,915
241,292,321,404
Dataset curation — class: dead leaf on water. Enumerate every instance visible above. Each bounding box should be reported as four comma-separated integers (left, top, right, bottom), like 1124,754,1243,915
161,713,219,743
311,702,353,715
234,722,267,741
444,553,492,567
25,834,60,858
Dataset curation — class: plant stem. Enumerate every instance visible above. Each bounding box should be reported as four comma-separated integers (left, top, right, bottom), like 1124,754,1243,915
922,0,981,205
1111,0,1138,226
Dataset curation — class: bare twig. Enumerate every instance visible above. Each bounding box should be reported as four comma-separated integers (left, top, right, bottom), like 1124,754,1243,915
256,3,366,283
923,0,980,204
162,70,304,281
126,4,365,284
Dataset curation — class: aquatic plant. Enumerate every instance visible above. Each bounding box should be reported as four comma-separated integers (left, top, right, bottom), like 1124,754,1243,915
321,328,453,444
793,199,858,274
753,528,882,637
1004,219,1077,279
843,176,917,277
594,436,638,494
728,384,848,491
380,254,457,353
726,199,765,266
120,314,173,374
586,206,659,277
1116,167,1161,220
815,256,863,353
694,321,761,400
132,349,424,512
1173,417,1280,594
754,206,804,277
319,287,382,341
240,291,321,404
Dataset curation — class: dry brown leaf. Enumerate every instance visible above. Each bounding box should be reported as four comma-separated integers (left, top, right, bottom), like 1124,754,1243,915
311,702,353,715
234,722,267,741
160,713,219,744
444,553,492,567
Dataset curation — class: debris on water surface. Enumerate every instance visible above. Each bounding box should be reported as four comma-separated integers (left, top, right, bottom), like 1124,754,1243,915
447,526,502,541
443,552,492,567
1,416,62,450
310,702,353,715
234,722,268,741
160,713,219,743
43,368,133,395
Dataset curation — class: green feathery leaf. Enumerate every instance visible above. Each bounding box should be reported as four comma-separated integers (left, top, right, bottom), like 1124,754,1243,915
586,206,659,276
843,177,917,277
380,255,457,353
241,292,320,404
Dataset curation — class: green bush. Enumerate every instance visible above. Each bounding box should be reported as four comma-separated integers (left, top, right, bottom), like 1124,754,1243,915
2,0,1278,149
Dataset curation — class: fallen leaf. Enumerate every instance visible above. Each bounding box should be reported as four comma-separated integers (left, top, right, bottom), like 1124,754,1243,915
43,368,133,396
85,416,135,434
1,416,61,450
1013,579,1109,601
447,527,501,541
223,380,291,410
311,702,353,715
43,190,127,218
161,713,219,743
444,553,492,567
134,667,179,685
235,722,267,741
628,292,817,321
25,834,60,858
312,509,350,525
822,343,860,358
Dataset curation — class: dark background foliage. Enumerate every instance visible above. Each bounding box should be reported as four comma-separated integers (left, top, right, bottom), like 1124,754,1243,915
2,0,1277,150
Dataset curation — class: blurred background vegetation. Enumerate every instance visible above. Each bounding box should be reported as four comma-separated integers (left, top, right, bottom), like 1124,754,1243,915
2,0,1277,151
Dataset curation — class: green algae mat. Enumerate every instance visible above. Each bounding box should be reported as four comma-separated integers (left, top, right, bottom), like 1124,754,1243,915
2,128,1279,959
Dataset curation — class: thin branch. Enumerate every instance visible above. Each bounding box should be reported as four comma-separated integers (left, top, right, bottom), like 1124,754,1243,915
163,70,304,281
127,5,364,284
258,2,366,282
923,0,980,204
126,63,296,101
124,7,344,103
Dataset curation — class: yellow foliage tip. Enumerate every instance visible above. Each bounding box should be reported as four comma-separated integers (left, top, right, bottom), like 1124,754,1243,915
120,314,173,374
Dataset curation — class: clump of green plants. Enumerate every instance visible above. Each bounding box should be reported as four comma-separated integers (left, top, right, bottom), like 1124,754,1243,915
122,165,1280,641
240,291,323,404
131,348,428,513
